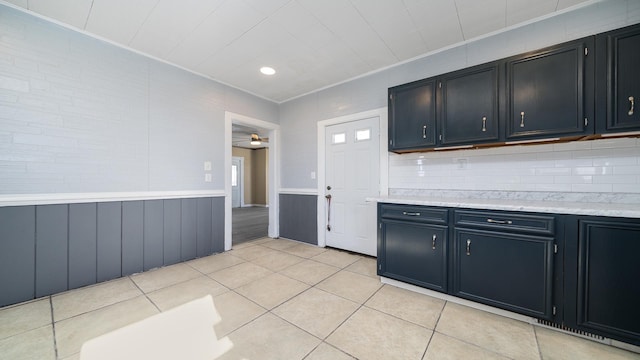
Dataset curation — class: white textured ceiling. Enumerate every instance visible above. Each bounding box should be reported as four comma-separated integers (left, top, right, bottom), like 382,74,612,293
2,0,592,103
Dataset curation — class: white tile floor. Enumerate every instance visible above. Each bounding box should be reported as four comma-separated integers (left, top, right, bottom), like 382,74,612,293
1,237,639,360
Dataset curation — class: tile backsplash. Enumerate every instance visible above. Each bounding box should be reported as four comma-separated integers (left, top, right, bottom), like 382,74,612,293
389,137,640,194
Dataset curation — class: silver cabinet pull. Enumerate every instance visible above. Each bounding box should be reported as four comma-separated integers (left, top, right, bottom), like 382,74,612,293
422,125,427,139
520,111,525,127
402,211,420,216
487,218,513,225
482,116,487,132
629,96,635,116
432,234,437,250
466,239,471,256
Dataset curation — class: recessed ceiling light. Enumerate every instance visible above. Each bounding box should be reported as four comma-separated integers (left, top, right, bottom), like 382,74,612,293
260,66,276,75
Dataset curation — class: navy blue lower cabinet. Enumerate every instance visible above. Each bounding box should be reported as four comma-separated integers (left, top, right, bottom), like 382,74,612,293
452,228,555,319
380,220,448,292
378,204,448,292
565,216,640,346
377,204,557,321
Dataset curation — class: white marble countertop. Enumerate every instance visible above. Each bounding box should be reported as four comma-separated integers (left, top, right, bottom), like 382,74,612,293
368,195,640,218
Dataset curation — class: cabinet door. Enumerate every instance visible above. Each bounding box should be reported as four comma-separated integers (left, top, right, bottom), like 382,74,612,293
388,79,436,151
596,24,640,133
573,218,640,345
379,219,447,292
453,228,554,319
439,64,500,146
506,39,592,140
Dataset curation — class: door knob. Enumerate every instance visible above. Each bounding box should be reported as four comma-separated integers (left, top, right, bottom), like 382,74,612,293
327,186,331,190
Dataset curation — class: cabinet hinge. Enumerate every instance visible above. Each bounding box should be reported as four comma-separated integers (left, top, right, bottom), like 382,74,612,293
552,306,557,316
584,118,588,127
554,244,558,254
584,47,588,56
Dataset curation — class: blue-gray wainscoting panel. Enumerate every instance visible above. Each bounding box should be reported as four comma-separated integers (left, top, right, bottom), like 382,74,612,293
180,198,198,261
163,199,181,266
69,203,98,289
196,197,213,257
0,196,224,307
97,202,122,282
212,197,225,253
279,194,318,245
143,200,164,271
35,204,68,297
0,206,35,306
122,201,144,276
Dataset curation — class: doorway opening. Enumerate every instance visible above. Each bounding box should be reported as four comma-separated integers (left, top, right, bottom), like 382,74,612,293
224,112,280,250
231,148,269,244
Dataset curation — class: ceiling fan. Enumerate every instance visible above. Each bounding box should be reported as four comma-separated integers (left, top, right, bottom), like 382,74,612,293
250,133,268,145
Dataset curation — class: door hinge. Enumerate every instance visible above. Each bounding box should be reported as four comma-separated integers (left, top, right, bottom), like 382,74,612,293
389,94,393,100
378,264,382,271
552,306,557,316
554,244,558,254
379,223,382,229
439,134,442,141
584,118,588,127
439,82,442,89
389,139,393,145
584,47,588,56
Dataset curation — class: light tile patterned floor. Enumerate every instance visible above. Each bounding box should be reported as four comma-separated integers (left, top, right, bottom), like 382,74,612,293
1,237,639,360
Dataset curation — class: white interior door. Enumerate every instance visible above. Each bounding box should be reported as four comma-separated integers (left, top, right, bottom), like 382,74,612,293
325,117,379,256
231,157,242,208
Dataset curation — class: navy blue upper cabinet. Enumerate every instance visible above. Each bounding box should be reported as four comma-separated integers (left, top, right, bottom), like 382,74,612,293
438,63,501,146
596,24,640,134
388,78,437,151
506,38,594,141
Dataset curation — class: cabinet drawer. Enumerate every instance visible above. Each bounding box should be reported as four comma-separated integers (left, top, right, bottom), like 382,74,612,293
454,210,555,236
380,204,448,224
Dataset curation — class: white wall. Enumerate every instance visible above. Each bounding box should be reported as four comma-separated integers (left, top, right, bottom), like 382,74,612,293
279,0,640,193
0,5,278,195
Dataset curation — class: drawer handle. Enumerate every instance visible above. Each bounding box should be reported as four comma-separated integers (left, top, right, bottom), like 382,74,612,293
432,234,437,250
482,116,487,132
402,211,421,216
422,125,427,139
487,218,513,225
466,239,471,256
629,96,635,116
520,111,525,127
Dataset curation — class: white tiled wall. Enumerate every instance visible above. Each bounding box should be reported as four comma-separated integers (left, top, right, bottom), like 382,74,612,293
389,137,640,193
0,5,277,195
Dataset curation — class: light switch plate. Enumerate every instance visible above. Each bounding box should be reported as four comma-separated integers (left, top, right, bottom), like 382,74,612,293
204,161,212,171
205,174,212,182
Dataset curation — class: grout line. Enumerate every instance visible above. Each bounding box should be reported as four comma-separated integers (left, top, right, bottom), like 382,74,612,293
533,325,544,359
128,275,161,313
422,330,435,359
49,296,59,360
